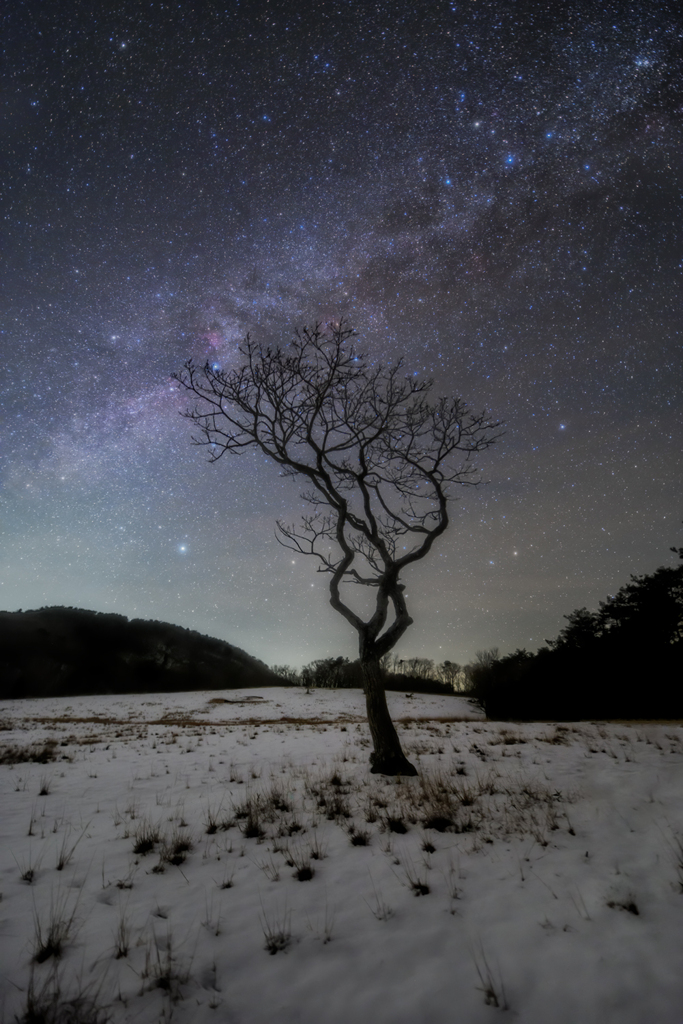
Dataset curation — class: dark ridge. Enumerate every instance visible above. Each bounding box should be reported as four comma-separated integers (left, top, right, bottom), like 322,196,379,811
0,606,285,699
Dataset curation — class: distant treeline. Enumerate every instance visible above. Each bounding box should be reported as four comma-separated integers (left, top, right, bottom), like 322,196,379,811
470,548,683,720
0,607,281,699
271,656,461,695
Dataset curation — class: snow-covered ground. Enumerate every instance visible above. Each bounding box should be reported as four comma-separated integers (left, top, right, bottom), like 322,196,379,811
1,686,682,1023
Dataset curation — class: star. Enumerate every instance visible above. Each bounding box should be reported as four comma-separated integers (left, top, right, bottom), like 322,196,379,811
1,0,680,668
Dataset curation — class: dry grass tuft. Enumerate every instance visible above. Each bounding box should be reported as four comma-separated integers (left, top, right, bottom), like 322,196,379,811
0,740,59,765
32,890,80,964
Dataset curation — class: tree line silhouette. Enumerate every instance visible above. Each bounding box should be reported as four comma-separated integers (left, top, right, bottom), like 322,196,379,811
2,547,679,717
271,656,457,695
470,545,683,720
0,607,280,699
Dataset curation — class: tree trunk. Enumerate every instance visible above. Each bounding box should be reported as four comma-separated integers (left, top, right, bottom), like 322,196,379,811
361,658,417,775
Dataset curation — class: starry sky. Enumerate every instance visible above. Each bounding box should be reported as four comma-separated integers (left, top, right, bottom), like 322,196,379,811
3,0,682,669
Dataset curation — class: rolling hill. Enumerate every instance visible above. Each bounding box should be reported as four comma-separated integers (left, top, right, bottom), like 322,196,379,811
0,606,282,698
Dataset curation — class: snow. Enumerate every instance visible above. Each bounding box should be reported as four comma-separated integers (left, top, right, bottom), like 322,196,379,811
1,686,682,1023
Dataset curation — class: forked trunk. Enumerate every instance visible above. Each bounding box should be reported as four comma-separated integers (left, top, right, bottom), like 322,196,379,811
361,658,417,776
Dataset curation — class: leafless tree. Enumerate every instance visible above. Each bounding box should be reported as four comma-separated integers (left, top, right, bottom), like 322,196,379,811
174,320,501,775
436,660,463,690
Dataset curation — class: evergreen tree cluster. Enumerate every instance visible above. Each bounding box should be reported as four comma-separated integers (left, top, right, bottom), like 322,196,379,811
470,549,683,720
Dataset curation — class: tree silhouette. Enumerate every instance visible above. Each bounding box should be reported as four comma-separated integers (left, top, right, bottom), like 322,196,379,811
471,542,683,721
174,321,501,774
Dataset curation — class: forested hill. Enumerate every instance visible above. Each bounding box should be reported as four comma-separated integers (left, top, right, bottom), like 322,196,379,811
0,607,282,699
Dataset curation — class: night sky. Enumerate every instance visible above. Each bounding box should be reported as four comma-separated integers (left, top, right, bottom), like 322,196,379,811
3,0,682,669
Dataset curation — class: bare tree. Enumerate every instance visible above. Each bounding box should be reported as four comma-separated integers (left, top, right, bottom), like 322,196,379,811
436,660,463,690
174,321,501,775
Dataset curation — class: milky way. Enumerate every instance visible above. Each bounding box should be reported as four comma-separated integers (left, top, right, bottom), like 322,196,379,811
3,0,682,667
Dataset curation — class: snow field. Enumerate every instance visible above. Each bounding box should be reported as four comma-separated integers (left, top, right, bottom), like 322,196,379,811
0,687,682,1024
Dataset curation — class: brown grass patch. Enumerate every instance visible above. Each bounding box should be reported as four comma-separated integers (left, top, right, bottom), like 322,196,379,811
0,740,59,764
